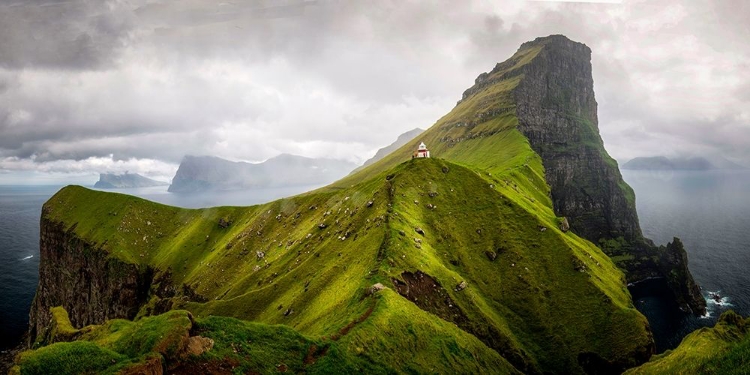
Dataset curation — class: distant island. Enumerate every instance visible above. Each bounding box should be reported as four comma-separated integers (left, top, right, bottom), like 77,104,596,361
168,154,357,193
621,156,747,171
93,173,169,189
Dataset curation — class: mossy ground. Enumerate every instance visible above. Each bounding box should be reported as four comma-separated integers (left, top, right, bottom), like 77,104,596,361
22,40,655,374
13,310,193,375
626,311,750,374
14,306,518,375
35,156,650,373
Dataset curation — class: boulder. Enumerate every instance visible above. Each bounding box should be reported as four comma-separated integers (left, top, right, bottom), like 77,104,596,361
186,336,214,356
369,283,386,295
455,281,468,292
559,217,570,232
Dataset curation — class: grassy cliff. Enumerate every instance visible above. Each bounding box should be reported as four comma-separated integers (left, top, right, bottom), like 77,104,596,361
627,311,750,374
28,156,652,373
19,36,659,374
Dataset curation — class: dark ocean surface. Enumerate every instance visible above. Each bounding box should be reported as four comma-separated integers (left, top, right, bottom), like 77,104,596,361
622,169,750,352
1,170,748,354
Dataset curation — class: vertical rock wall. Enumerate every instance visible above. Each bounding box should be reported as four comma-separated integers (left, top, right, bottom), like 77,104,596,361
28,214,152,345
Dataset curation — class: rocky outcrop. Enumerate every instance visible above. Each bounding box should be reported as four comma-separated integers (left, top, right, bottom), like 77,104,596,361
462,35,706,314
658,238,705,313
28,216,153,346
511,35,642,243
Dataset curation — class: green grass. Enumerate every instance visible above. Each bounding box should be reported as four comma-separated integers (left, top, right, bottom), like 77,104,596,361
13,310,193,375
27,38,656,374
13,307,517,374
48,306,79,340
12,341,129,375
626,311,750,374
38,157,651,374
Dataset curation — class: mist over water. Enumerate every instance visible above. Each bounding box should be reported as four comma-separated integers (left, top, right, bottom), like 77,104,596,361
623,169,750,352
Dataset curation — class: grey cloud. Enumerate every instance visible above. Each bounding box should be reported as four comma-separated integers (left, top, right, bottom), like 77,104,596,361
0,1,134,70
0,0,749,180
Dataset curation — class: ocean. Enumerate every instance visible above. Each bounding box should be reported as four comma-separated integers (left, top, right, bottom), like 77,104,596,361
622,169,750,352
0,171,748,352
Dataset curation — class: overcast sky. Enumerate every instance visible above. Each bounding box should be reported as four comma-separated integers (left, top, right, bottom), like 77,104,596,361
1,0,748,184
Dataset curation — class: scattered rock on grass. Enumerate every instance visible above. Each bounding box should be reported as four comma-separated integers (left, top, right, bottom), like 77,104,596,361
559,217,570,232
369,283,386,295
186,336,214,356
455,281,468,292
218,218,231,228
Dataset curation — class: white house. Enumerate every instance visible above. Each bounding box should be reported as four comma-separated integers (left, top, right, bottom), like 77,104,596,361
414,142,430,158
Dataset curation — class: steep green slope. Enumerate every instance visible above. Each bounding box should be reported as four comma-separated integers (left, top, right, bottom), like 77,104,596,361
28,156,651,374
330,43,554,229
329,34,705,315
17,305,517,374
15,308,354,374
21,35,671,374
626,311,750,374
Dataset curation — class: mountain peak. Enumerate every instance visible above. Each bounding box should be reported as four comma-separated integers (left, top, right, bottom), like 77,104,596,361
518,34,589,52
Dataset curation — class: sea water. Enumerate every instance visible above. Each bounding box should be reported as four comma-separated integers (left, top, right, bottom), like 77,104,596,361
0,186,55,350
623,169,750,352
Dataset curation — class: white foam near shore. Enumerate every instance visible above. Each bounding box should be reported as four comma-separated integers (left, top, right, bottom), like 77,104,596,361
20,255,33,260
705,291,733,308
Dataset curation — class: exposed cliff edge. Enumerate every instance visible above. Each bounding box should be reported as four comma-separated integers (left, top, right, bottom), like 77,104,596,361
24,153,655,374
20,35,699,374
168,154,357,193
94,172,168,189
459,35,706,315
28,215,152,347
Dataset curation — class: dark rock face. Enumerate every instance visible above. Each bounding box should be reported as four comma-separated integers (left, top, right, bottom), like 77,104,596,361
28,218,152,345
658,238,705,314
462,35,706,315
512,35,642,243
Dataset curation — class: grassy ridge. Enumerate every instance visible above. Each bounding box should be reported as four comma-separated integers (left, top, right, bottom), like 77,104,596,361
24,39,655,373
38,157,650,373
15,304,519,375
